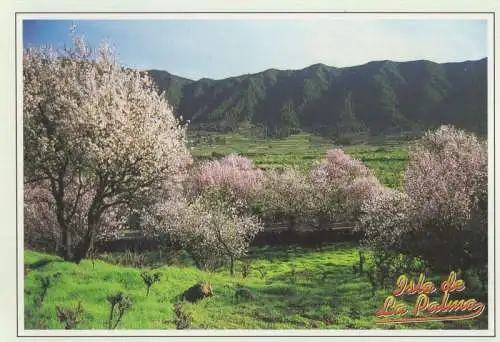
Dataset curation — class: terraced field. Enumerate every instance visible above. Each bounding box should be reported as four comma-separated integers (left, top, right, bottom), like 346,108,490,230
190,132,413,189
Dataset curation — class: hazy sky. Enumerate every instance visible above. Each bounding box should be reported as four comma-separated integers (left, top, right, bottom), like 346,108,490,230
23,19,488,80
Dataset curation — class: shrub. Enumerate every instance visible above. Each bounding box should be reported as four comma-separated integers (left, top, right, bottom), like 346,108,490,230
107,292,132,329
352,250,366,275
34,276,51,307
56,302,84,329
336,135,355,146
255,266,267,279
140,271,161,297
173,301,192,329
241,262,252,278
34,273,62,307
289,264,298,285
98,250,148,268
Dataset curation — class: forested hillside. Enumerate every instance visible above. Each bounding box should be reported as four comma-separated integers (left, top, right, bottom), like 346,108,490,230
148,58,487,137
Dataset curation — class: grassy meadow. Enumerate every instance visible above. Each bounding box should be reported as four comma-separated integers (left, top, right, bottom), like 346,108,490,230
24,243,487,330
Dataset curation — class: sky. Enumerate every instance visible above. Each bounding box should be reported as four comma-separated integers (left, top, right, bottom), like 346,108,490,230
23,18,488,81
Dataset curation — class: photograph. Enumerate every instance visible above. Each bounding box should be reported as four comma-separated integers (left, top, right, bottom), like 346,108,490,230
19,13,491,334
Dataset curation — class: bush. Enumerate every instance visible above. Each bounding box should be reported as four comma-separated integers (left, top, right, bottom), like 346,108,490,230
34,273,62,307
140,271,161,296
56,302,84,330
336,136,355,145
107,292,132,329
241,262,252,278
173,301,192,329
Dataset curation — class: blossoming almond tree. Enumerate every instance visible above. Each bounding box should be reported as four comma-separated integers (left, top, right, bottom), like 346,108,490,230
23,31,191,262
309,149,384,226
144,194,263,276
188,153,264,212
262,168,315,231
403,125,487,273
359,125,487,276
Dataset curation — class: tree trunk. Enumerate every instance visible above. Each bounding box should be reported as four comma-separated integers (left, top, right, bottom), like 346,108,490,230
60,227,73,261
230,256,235,277
287,216,296,232
189,251,203,270
72,223,96,264
318,215,327,230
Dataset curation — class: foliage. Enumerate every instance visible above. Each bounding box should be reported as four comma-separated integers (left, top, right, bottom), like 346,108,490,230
55,302,84,329
188,153,264,210
23,27,191,263
364,252,427,294
24,183,60,254
140,271,161,296
144,194,263,275
34,276,51,307
310,149,384,223
359,125,487,274
107,292,132,329
173,301,192,329
97,249,185,269
33,273,61,307
404,125,487,273
261,168,315,227
359,188,414,254
352,250,366,275
241,262,252,278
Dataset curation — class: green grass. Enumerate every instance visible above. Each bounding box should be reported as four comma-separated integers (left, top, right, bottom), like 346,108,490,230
24,244,487,330
189,132,410,189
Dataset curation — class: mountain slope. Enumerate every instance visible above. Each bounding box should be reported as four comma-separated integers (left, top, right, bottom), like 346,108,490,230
148,58,487,137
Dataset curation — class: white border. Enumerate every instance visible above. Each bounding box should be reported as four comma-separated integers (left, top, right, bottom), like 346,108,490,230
11,9,497,341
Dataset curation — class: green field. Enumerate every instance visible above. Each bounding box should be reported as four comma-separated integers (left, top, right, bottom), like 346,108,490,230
24,244,487,330
189,132,412,189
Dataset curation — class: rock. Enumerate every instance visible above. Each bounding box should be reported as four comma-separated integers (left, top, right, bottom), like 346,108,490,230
182,281,213,303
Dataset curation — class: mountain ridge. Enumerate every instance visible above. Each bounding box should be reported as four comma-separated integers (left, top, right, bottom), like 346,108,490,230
148,58,487,137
